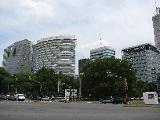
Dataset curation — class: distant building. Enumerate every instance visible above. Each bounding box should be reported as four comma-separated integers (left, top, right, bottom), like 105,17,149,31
122,43,160,82
90,46,115,60
78,58,90,74
34,35,76,75
2,39,33,74
153,7,160,49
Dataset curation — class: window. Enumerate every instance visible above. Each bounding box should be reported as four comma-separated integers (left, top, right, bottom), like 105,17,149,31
7,52,10,57
148,94,154,99
12,48,16,56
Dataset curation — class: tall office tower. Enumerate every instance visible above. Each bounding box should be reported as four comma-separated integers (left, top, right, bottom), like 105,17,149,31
153,7,160,49
90,46,115,60
2,39,33,74
122,43,160,82
34,35,76,75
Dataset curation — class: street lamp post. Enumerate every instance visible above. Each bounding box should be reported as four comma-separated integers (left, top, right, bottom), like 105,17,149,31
79,73,83,99
12,75,17,94
57,80,61,94
69,86,72,101
79,77,81,99
124,78,128,102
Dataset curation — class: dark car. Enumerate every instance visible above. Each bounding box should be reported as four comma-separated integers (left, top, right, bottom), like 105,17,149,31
112,97,123,104
0,94,7,100
31,96,42,100
0,95,7,100
8,95,16,101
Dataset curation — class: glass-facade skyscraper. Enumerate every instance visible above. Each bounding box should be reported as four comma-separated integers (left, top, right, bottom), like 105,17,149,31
122,43,160,82
2,39,33,74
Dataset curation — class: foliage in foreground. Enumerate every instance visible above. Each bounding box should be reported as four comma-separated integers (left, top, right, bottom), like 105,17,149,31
81,58,149,99
0,67,79,97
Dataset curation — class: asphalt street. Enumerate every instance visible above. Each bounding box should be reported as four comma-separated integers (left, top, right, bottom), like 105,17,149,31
0,101,160,120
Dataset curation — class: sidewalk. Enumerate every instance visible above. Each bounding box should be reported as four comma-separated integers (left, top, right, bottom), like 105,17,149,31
123,100,160,108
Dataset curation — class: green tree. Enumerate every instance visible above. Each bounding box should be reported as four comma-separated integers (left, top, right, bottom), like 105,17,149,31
0,67,10,94
13,72,33,94
34,67,57,97
81,58,137,100
134,80,149,97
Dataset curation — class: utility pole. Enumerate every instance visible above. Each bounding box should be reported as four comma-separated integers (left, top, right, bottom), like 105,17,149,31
58,80,61,94
124,78,128,101
79,73,84,99
79,76,82,99
12,75,17,94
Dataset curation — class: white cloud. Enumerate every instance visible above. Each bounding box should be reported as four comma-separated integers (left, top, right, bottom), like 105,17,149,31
20,0,54,17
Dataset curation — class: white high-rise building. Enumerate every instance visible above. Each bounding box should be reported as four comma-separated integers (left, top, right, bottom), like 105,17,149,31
153,7,160,49
34,35,76,75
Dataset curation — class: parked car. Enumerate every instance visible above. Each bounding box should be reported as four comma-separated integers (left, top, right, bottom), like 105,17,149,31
99,98,112,104
58,98,66,102
31,96,42,100
54,97,66,102
41,96,50,101
112,97,123,104
6,95,10,100
0,94,7,100
15,94,25,101
64,98,70,103
8,95,16,101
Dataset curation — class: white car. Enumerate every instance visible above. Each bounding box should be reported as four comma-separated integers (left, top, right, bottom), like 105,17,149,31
15,94,25,101
41,96,50,101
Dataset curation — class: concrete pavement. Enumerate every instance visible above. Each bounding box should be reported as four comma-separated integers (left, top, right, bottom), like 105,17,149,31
0,100,160,120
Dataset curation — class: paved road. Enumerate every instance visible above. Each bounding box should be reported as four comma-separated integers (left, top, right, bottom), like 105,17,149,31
0,101,160,120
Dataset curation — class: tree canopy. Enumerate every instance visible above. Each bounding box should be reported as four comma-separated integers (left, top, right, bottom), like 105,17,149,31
81,58,137,99
0,67,79,98
0,67,10,94
0,59,152,99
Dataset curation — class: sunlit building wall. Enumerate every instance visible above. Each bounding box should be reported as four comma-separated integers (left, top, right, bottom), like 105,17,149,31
34,35,76,75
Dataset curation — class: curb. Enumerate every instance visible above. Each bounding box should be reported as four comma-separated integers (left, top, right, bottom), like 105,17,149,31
123,104,160,108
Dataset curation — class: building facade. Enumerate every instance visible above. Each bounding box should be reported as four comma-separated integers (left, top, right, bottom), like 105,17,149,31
153,7,160,49
90,46,115,60
122,43,160,82
2,39,33,74
34,35,76,75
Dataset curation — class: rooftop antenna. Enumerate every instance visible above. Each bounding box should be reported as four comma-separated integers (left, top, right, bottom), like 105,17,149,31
99,33,102,47
155,0,159,14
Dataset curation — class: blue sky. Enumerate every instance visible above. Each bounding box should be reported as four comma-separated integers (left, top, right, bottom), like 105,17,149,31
0,0,158,72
